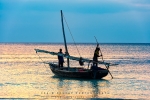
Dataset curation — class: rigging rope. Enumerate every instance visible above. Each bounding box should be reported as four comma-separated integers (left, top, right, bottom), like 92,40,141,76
62,14,81,57
36,52,51,73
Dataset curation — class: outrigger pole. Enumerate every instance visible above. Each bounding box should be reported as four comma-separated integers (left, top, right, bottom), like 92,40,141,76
94,36,113,79
61,10,70,68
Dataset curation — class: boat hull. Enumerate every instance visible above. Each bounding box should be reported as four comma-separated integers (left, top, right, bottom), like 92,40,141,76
49,63,108,79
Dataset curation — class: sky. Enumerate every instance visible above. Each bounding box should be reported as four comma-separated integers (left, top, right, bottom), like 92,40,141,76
0,0,150,43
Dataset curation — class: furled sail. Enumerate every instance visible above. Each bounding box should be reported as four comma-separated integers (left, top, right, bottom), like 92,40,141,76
35,49,118,66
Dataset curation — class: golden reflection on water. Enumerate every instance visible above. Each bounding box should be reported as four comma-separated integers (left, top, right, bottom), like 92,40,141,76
0,43,150,99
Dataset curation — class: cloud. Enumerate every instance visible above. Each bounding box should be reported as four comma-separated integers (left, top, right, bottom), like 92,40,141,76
1,0,150,15
0,0,131,14
0,0,150,43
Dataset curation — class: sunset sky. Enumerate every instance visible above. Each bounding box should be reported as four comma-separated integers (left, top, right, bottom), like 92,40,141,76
0,0,150,43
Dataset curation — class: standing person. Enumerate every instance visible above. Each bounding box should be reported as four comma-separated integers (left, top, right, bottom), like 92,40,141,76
58,49,64,68
93,44,101,66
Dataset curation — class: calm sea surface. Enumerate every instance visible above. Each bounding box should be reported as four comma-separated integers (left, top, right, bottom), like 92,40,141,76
0,43,150,99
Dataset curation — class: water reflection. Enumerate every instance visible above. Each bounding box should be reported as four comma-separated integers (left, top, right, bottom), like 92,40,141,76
50,75,110,99
1,43,150,99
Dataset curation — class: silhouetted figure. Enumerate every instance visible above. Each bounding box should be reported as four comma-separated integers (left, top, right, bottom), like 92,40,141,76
58,49,64,68
93,44,101,66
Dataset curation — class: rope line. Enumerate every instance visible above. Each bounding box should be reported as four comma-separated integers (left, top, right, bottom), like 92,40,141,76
36,53,51,73
62,13,81,57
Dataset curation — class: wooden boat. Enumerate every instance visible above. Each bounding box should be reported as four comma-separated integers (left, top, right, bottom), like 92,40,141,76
35,10,118,79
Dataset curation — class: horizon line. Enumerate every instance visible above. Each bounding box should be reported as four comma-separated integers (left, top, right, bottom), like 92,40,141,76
0,42,150,44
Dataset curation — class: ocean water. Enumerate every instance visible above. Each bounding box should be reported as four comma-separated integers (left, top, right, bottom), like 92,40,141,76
0,43,150,99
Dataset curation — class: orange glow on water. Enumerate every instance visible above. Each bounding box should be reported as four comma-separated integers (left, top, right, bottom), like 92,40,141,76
0,43,150,99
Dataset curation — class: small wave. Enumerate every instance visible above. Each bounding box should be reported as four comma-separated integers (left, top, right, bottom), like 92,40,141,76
113,77,136,80
5,82,27,86
0,83,4,86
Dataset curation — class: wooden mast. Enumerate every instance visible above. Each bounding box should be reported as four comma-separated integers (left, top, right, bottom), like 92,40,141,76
61,10,70,68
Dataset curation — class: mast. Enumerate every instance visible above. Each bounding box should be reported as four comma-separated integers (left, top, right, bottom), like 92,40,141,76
61,10,70,68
